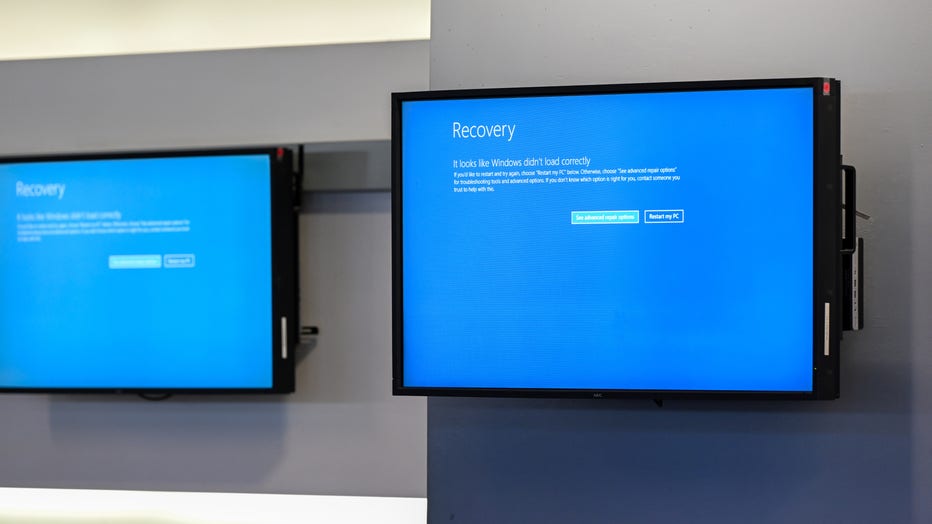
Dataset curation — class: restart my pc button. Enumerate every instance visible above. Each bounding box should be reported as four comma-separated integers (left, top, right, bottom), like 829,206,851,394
163,254,196,268
644,209,685,224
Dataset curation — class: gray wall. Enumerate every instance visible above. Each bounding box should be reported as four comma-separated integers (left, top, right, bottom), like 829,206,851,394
0,41,428,497
429,1,931,522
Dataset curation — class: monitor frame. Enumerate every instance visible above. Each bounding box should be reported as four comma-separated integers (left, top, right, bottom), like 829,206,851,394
0,146,299,395
392,77,842,400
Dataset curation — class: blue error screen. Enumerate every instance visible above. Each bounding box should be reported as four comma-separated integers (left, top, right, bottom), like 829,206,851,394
0,155,273,389
401,87,814,392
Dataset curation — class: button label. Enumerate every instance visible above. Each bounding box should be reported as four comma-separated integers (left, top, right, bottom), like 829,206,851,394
644,209,684,224
164,254,196,268
108,254,162,269
571,210,639,225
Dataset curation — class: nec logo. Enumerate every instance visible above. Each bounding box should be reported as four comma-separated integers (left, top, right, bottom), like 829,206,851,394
593,393,603,398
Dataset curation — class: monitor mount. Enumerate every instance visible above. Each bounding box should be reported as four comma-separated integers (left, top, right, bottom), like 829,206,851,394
841,164,864,332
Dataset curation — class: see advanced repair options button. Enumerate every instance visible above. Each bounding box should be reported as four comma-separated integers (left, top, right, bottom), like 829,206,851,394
644,209,684,224
571,210,639,225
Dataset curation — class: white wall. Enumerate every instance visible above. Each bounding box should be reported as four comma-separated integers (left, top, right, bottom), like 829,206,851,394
0,40,429,497
429,1,931,522
0,41,425,154
0,0,430,60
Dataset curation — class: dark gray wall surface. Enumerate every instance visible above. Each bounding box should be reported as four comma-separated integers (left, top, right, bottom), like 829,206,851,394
428,1,930,522
0,41,428,497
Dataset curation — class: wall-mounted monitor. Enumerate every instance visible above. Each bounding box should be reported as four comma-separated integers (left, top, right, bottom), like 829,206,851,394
393,78,843,399
0,148,299,393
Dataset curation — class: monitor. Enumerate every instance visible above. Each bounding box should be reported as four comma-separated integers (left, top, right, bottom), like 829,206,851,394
0,148,299,393
393,78,842,399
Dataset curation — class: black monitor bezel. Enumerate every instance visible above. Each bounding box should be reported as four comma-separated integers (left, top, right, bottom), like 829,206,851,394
0,146,298,394
392,77,841,400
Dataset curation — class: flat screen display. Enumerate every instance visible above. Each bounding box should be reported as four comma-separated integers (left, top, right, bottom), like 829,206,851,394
0,149,298,392
393,78,842,399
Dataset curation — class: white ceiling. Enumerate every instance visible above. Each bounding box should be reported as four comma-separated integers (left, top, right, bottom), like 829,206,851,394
0,0,430,60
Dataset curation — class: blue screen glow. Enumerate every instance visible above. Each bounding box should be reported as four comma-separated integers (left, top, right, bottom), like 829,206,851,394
401,87,814,392
0,155,273,389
